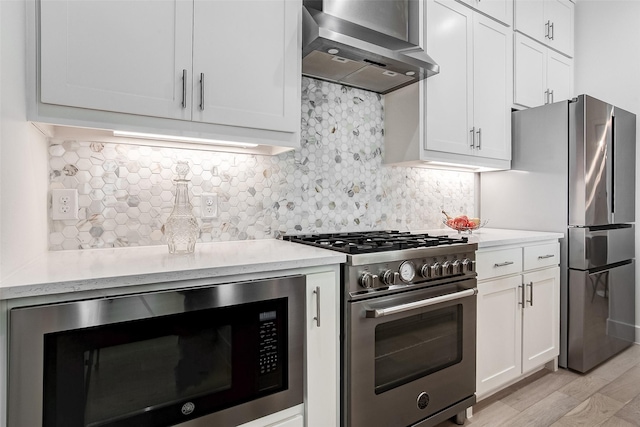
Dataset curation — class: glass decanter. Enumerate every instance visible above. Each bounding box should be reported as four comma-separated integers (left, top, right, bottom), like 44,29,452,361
165,161,199,254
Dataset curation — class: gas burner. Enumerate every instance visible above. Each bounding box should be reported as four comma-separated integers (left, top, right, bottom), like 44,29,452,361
281,230,468,254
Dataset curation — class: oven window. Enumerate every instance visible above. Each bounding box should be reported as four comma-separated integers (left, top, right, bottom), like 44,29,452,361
374,305,462,394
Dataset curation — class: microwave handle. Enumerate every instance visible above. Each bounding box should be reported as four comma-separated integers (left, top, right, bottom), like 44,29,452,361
365,288,477,318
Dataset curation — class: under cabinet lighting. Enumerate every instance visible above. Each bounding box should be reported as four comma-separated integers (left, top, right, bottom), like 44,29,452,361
112,131,259,148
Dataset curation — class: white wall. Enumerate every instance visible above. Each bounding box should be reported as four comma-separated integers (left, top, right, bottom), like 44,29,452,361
573,0,640,341
1,0,49,282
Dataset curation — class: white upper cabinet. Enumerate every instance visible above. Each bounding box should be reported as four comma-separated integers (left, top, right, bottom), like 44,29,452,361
472,14,512,160
384,0,512,171
425,0,473,158
456,0,513,26
191,0,300,133
426,0,511,161
33,0,301,153
514,0,574,57
40,0,194,120
514,33,573,108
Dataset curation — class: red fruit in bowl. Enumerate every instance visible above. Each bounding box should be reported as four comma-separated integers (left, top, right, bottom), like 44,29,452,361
453,216,469,229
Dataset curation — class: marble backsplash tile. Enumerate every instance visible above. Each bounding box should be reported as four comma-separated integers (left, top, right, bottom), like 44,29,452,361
48,77,475,250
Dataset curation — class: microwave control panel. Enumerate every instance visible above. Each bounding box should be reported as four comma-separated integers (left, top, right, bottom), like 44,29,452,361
258,310,282,391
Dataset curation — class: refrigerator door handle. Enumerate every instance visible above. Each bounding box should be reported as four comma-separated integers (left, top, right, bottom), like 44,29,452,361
587,260,633,276
611,114,616,222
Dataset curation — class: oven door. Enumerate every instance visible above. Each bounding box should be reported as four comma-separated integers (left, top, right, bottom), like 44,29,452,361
9,276,304,427
346,279,477,427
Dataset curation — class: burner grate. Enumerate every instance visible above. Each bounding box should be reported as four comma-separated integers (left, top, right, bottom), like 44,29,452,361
281,230,468,254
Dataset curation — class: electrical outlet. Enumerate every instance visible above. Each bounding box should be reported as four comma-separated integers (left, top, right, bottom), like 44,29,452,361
52,189,79,220
201,194,218,219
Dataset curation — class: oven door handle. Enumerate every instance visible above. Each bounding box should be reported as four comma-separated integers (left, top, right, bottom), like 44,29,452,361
365,288,477,318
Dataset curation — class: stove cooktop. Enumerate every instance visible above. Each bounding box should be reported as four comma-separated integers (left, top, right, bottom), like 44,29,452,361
281,230,468,255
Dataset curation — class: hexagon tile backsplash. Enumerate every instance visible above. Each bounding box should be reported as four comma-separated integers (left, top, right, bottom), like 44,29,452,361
48,77,475,250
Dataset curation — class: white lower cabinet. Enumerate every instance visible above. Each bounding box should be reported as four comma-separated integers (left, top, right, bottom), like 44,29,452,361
305,271,338,427
476,242,560,399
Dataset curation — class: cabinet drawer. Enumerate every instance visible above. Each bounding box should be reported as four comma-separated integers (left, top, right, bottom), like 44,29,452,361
477,248,523,280
524,243,559,270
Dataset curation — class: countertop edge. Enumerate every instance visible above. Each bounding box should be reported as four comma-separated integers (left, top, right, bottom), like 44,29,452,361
0,230,565,300
0,240,346,301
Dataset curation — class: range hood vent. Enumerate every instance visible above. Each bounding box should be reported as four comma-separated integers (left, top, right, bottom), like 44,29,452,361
302,0,439,94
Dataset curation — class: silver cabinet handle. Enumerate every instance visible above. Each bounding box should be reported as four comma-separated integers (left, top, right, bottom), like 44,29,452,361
544,89,550,104
549,89,554,103
199,73,205,111
476,128,482,150
313,286,321,327
181,69,187,109
470,127,475,148
519,284,525,307
550,22,554,40
538,254,555,259
545,21,550,38
366,288,477,318
494,261,514,267
526,282,533,306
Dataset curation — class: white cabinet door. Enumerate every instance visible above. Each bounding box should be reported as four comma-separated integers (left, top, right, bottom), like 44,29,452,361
546,44,573,103
305,272,338,427
514,33,546,108
476,275,523,396
472,15,511,160
544,0,574,57
456,0,513,26
40,0,193,120
522,267,560,373
192,0,300,133
514,33,572,108
514,0,545,40
514,0,573,57
426,0,474,156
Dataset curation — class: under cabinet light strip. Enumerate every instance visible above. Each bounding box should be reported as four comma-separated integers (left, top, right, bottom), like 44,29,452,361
112,131,259,148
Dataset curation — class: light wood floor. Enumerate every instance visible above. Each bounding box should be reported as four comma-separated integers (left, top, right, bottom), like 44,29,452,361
438,344,640,427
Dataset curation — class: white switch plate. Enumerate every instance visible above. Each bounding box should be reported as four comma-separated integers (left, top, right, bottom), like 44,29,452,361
52,189,79,220
201,194,218,219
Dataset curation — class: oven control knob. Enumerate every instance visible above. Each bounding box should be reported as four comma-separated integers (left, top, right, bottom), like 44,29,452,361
431,262,442,277
359,272,378,289
420,264,432,278
451,260,462,274
462,258,474,273
442,261,453,275
381,270,399,286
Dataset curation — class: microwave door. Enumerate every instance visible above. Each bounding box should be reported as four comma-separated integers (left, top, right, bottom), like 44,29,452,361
611,106,636,224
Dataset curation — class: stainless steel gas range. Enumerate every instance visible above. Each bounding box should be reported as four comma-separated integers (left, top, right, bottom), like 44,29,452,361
283,231,478,427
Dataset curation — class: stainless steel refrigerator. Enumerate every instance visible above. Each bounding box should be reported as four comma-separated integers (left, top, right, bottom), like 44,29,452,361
481,94,636,373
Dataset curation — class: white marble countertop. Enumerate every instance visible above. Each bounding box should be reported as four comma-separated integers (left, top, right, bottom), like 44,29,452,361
427,228,564,249
0,239,346,300
0,229,563,301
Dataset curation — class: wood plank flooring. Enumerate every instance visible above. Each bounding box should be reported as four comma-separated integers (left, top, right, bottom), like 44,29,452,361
437,344,640,427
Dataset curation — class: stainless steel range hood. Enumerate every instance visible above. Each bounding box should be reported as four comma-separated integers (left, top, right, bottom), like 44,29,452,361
302,0,439,94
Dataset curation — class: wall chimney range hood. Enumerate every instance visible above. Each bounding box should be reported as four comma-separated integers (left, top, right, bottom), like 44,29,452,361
302,0,439,94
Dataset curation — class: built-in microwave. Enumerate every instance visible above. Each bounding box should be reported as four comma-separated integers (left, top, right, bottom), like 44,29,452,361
8,275,305,427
